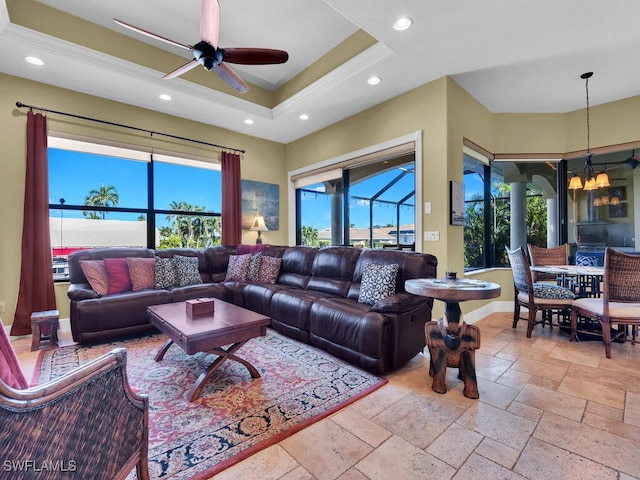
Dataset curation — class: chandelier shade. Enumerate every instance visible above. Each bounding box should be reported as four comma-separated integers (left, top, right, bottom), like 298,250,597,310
568,72,610,192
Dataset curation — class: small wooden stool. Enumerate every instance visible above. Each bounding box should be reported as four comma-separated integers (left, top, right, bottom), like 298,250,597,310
30,310,60,351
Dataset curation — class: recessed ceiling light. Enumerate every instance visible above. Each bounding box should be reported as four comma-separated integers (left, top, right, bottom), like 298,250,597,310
393,17,412,31
25,56,44,66
299,114,309,120
367,76,381,85
158,93,172,101
244,119,254,125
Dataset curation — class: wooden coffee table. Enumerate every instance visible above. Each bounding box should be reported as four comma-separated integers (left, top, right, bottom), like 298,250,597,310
147,300,270,402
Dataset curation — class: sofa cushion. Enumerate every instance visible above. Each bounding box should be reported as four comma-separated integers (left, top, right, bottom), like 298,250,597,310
358,263,399,305
126,257,156,291
155,257,178,289
533,283,577,300
80,260,109,296
103,258,133,294
258,256,282,283
246,253,263,281
225,254,251,281
174,255,203,286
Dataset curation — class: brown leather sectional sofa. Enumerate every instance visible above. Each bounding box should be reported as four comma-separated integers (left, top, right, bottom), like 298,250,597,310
67,245,438,374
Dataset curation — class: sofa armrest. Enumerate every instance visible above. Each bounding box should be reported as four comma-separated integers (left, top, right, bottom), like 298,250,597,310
372,292,427,313
68,283,100,301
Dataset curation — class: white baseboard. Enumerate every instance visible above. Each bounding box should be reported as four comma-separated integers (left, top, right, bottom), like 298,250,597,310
463,301,513,325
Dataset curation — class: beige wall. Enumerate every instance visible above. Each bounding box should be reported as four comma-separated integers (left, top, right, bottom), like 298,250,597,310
3,71,640,328
1,73,287,327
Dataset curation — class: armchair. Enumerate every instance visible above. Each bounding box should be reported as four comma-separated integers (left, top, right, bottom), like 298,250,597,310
0,328,149,480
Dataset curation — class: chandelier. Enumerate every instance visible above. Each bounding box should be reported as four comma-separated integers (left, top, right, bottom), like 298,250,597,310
568,72,610,191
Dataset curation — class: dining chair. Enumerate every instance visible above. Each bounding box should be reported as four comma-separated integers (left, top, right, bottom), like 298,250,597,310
527,243,569,283
571,248,640,358
506,246,576,338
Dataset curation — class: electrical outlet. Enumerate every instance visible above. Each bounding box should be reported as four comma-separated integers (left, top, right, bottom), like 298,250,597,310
0,302,5,313
424,202,432,214
424,231,440,241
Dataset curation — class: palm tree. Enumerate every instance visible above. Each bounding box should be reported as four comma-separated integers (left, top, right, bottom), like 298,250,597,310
83,184,119,219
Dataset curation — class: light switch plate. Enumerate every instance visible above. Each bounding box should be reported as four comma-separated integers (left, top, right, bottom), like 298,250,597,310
424,231,439,241
424,201,432,214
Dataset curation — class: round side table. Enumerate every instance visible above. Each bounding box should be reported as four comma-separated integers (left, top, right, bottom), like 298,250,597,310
405,278,501,399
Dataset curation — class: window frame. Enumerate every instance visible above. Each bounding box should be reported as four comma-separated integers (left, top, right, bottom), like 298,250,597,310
48,135,222,281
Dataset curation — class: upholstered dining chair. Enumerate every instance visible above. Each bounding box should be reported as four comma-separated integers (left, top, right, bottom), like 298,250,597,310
527,243,569,283
571,248,640,358
506,246,577,338
0,324,149,480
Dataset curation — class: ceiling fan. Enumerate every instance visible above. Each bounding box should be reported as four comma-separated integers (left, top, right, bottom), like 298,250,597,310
113,0,288,94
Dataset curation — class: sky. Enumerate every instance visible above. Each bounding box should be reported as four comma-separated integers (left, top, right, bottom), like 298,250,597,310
48,148,220,228
49,148,417,230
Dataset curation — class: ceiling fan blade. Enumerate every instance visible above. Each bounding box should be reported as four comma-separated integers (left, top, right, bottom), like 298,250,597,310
163,59,199,79
113,19,192,51
214,62,249,94
200,0,220,48
222,48,289,65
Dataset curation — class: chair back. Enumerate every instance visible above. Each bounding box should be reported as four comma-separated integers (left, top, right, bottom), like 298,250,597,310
604,248,640,307
506,247,534,297
527,243,568,282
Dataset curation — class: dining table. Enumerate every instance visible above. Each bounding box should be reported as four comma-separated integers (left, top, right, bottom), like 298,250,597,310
529,265,604,298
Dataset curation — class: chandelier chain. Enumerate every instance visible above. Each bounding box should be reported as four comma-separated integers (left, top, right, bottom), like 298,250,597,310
585,75,590,154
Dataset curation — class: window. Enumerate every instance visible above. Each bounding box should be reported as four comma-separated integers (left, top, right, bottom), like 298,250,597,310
48,138,221,280
463,149,557,270
297,157,415,248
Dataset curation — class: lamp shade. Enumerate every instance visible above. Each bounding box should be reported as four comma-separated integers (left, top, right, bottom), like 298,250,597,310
595,172,610,188
568,175,583,190
250,214,268,232
583,177,597,191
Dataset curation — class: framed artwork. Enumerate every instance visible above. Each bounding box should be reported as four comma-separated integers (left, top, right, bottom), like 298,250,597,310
608,186,626,202
241,180,280,230
450,181,464,226
608,202,627,219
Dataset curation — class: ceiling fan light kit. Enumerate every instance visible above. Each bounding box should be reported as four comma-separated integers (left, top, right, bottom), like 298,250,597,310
113,0,288,94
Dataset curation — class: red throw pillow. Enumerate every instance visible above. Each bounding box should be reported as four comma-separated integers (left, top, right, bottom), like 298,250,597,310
103,258,133,294
79,260,109,296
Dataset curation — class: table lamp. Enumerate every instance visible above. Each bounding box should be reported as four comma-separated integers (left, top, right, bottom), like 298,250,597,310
250,214,268,244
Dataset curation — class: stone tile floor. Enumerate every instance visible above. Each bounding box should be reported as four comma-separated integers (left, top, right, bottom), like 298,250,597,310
13,312,640,479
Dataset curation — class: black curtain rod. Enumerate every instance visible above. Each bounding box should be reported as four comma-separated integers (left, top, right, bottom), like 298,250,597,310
15,101,245,154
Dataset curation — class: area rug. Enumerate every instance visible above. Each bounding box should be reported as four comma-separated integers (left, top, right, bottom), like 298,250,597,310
34,329,387,479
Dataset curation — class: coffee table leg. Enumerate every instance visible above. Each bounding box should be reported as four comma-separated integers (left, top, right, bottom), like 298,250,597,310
155,339,174,362
187,341,260,402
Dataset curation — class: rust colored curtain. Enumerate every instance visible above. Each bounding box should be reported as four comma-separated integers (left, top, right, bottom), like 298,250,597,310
220,151,242,245
11,112,56,336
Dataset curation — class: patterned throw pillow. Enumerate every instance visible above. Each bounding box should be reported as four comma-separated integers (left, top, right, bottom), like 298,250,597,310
246,253,263,281
358,263,399,305
575,254,596,266
155,256,178,289
258,256,282,284
126,257,156,291
79,260,109,296
533,283,577,300
103,258,133,294
225,254,251,281
174,255,203,287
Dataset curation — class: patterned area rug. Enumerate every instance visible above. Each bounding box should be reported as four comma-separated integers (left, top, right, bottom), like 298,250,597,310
35,329,387,479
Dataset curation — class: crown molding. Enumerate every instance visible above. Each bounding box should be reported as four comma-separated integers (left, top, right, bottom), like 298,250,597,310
273,42,392,119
